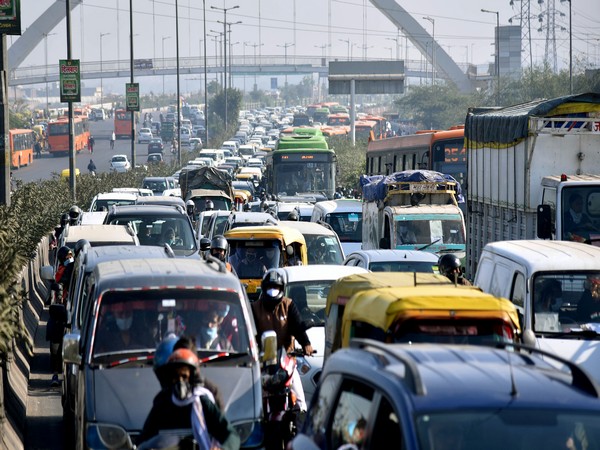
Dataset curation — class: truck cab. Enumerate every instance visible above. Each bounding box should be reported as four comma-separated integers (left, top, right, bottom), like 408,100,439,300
361,171,466,260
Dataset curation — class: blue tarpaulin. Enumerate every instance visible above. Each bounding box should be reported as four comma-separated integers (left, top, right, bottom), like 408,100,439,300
360,170,464,203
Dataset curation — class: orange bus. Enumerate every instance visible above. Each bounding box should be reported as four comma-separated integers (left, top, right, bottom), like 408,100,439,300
114,108,133,139
366,126,466,186
47,116,89,155
362,114,387,140
9,129,35,169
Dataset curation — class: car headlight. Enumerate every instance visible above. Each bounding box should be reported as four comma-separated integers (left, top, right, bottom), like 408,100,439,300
234,420,263,448
86,423,132,449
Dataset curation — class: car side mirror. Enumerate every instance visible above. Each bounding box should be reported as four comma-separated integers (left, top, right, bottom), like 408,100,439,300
40,264,55,281
63,332,82,366
537,204,553,239
522,329,536,347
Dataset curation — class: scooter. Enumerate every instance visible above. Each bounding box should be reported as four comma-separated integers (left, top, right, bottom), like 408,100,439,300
260,331,303,450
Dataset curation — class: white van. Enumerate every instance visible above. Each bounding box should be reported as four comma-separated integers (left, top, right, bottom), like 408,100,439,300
221,140,239,154
474,240,600,382
198,149,225,165
311,199,363,255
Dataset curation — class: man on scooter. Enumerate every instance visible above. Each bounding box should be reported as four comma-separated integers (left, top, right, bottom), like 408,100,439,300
252,270,314,412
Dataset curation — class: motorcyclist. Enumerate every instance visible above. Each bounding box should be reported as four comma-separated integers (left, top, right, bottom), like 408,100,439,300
186,199,196,226
205,199,215,211
139,348,240,449
438,254,472,286
251,269,313,412
68,205,82,226
87,159,97,176
210,235,236,275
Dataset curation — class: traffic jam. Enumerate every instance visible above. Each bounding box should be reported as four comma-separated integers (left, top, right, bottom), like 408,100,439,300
27,92,600,450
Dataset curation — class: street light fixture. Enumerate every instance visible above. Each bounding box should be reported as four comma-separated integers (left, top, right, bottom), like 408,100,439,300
211,4,239,128
481,9,500,105
386,36,400,59
99,32,110,110
42,32,57,118
422,16,435,85
161,35,171,97
339,38,351,60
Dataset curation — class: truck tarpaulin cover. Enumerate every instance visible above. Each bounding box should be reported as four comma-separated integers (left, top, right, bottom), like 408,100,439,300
465,92,600,144
360,170,464,202
179,166,234,201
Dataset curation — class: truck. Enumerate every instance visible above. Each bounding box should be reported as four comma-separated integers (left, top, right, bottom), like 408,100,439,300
160,120,174,143
360,170,467,260
465,92,600,277
179,165,235,213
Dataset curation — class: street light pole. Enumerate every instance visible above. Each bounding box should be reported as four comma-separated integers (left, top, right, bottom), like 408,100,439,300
386,36,400,59
277,42,294,88
203,0,209,146
42,32,56,118
211,4,239,129
423,16,435,85
162,36,171,97
339,38,351,60
175,0,181,165
99,32,110,110
481,8,500,105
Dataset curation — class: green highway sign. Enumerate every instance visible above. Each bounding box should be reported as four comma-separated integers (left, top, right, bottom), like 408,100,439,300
59,59,81,103
126,83,140,112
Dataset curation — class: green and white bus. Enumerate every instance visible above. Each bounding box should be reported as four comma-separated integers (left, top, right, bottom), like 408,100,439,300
266,131,336,200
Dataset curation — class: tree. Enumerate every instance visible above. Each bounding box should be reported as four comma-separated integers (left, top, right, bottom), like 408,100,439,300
209,87,243,131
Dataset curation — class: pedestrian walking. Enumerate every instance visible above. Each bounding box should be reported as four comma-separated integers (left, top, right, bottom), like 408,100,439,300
110,131,116,150
88,135,95,153
34,140,42,159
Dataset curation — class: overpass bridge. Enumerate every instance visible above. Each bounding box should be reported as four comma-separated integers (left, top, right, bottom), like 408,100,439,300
9,54,454,87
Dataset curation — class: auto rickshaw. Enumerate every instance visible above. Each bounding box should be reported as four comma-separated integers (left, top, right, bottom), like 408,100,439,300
233,189,251,211
325,272,450,359
61,168,80,179
225,225,308,299
340,284,521,351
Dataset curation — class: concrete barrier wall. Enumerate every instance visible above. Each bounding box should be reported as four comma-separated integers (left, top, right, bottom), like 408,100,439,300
1,237,50,450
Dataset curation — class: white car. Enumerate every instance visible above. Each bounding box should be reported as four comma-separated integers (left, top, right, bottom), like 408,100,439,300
272,265,369,405
110,154,131,172
137,127,153,144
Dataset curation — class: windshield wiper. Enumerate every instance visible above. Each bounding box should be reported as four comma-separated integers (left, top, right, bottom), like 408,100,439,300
417,238,441,252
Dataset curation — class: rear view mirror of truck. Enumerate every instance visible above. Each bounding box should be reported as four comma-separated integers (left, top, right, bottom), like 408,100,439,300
537,204,553,239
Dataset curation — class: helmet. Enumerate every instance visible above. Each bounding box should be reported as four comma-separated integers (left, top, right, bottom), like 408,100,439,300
205,200,214,211
186,199,195,216
166,348,199,375
261,269,285,304
154,335,178,371
57,246,72,263
60,212,70,227
287,210,299,221
68,205,81,225
210,235,228,262
438,254,462,279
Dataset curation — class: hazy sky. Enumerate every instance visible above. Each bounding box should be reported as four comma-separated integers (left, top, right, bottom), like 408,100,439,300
11,0,600,93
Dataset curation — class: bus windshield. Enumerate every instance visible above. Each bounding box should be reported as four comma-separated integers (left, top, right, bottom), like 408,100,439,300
273,160,334,197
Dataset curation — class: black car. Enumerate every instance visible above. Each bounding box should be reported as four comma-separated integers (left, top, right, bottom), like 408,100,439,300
147,138,164,154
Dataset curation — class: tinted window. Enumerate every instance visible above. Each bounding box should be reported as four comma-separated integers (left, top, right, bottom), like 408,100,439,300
329,379,374,449
305,374,341,443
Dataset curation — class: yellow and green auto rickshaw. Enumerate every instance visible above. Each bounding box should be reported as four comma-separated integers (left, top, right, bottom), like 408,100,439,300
325,272,450,359
340,284,521,351
225,225,308,299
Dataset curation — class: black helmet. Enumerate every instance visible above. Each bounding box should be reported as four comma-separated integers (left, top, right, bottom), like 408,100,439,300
186,199,195,215
438,254,462,279
287,209,299,221
205,200,214,211
68,205,81,225
261,269,285,305
57,246,72,263
210,235,228,262
60,212,70,227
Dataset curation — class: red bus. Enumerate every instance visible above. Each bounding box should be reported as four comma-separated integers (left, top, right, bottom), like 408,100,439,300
47,116,89,155
366,126,466,186
114,109,133,139
9,129,35,169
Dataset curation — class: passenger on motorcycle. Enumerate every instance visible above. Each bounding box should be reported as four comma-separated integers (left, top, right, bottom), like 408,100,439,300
139,348,240,449
251,270,313,412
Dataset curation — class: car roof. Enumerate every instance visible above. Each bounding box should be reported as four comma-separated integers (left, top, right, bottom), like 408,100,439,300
345,249,439,263
314,199,362,213
480,240,600,273
94,257,240,291
93,192,138,201
327,341,600,411
277,265,368,284
280,220,336,236
105,204,186,218
78,244,175,272
61,224,138,245
135,195,186,208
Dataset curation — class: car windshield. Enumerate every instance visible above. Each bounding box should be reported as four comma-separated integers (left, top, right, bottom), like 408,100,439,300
286,281,331,326
112,156,126,163
304,234,344,265
91,289,249,363
369,261,435,273
107,215,197,254
326,212,362,243
532,272,600,334
416,411,600,450
228,241,281,279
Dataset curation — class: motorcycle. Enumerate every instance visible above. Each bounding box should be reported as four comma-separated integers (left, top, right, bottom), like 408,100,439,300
260,331,304,450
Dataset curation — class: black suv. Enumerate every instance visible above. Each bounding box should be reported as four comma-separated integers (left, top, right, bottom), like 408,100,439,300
291,340,600,450
104,205,199,257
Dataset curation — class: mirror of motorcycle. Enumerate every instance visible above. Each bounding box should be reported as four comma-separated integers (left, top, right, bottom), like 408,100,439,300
261,330,278,364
